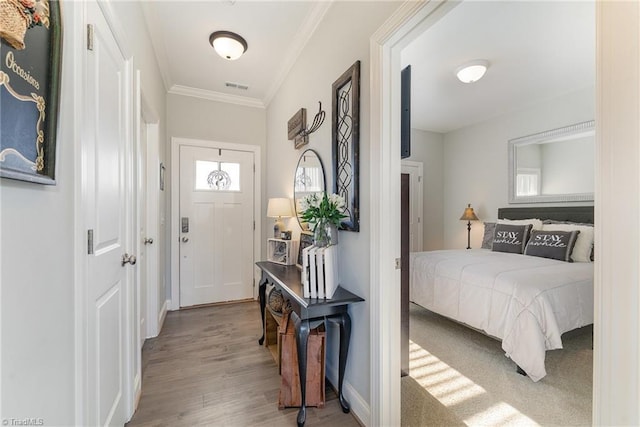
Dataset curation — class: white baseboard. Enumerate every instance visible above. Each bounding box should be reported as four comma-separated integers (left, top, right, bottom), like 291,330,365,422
326,361,370,426
158,299,169,333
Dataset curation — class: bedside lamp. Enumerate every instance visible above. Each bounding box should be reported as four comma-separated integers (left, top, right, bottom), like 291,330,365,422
460,203,479,249
267,198,292,238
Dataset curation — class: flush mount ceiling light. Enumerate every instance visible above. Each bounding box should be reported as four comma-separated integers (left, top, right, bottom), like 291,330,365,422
209,31,248,60
455,59,489,83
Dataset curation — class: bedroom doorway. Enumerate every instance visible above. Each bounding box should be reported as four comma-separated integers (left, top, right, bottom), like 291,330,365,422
369,0,604,424
397,1,596,423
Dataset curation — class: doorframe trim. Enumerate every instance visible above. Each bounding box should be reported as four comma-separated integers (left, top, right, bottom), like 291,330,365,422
170,137,262,310
369,1,457,423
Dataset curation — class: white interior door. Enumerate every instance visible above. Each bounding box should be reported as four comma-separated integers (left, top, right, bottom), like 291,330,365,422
401,161,424,252
138,113,148,347
84,2,132,425
179,145,254,307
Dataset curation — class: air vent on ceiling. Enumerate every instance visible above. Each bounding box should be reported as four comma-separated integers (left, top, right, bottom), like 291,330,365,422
225,81,249,90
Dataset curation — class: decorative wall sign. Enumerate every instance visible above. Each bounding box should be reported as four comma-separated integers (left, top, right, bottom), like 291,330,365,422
332,60,360,232
288,108,308,149
288,102,326,150
0,0,62,184
288,108,306,140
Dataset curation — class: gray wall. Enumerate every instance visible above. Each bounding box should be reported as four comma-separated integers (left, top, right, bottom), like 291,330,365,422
1,1,167,423
441,86,594,249
166,93,267,273
406,129,445,250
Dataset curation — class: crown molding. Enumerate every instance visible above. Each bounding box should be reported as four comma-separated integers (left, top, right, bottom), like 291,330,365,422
263,1,333,106
169,85,265,109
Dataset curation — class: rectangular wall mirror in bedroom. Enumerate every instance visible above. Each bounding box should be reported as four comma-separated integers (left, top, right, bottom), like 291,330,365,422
508,120,595,204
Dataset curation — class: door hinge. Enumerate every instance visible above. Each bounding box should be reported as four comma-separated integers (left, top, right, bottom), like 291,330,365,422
253,163,255,173
395,257,401,270
87,24,94,51
87,229,94,254
253,220,255,231
418,176,422,182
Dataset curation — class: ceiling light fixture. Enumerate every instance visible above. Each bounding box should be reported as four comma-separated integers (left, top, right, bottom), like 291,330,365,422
455,59,489,83
209,31,248,61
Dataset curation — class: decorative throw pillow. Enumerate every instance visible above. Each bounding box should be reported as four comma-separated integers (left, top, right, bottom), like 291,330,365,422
481,222,496,249
541,223,594,262
491,223,533,254
497,218,544,230
524,229,580,262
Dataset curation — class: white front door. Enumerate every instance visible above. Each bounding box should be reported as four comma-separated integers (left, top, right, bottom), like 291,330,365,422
84,2,132,425
179,145,254,307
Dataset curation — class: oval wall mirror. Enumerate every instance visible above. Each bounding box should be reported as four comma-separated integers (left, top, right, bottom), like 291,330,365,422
293,149,326,229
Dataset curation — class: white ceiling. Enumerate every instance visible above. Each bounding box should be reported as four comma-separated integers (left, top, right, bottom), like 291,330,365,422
142,1,594,129
142,1,331,107
401,1,595,133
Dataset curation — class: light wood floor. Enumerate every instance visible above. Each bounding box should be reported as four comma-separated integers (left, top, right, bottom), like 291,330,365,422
127,301,361,427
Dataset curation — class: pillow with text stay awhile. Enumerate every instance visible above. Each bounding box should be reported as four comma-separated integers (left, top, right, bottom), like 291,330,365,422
524,229,580,262
491,223,533,254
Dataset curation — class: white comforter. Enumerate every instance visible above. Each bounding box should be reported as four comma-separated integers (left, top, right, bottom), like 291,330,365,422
410,249,593,382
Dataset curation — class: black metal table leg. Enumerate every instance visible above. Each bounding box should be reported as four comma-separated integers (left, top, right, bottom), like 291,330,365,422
293,312,310,427
257,276,268,345
332,312,352,413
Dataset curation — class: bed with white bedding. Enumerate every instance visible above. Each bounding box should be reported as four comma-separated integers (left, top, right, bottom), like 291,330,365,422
409,206,594,382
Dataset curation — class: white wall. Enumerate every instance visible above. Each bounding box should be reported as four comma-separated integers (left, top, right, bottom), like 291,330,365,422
0,1,167,423
441,86,595,249
265,2,400,421
406,129,444,250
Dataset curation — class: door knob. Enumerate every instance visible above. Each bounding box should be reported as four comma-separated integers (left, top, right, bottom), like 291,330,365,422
181,237,189,243
121,253,137,266
144,237,154,245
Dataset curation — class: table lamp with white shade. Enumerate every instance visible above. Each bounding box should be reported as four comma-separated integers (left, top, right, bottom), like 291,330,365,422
267,198,293,238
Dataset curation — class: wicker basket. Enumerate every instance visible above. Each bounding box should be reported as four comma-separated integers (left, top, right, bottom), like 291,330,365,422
0,0,28,50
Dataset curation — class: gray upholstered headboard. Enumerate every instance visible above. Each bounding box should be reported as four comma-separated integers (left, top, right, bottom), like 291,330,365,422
497,206,594,224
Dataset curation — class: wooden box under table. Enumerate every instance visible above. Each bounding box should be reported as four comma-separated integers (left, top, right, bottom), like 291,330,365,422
264,306,283,367
278,313,325,409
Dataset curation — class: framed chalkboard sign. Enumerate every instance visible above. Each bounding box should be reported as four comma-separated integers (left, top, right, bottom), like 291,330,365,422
0,0,62,184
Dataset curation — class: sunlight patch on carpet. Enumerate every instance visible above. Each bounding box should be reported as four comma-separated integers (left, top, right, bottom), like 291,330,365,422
409,340,538,426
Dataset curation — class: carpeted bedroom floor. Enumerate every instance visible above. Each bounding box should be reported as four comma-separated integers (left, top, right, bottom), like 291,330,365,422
402,303,592,426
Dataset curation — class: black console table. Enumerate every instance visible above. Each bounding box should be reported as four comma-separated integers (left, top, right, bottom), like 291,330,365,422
256,261,364,427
